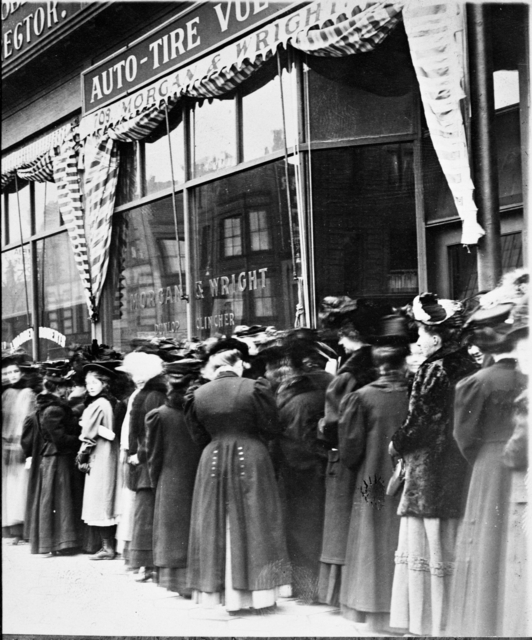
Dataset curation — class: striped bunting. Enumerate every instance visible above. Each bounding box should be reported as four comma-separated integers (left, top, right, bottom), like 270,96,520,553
292,1,403,56
402,0,484,244
16,150,55,183
84,136,120,313
53,130,95,317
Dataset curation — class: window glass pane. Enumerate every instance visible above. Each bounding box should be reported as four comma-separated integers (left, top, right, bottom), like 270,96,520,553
422,132,459,223
312,144,417,306
242,57,295,161
36,232,91,359
307,51,415,142
192,97,236,178
1,245,34,357
115,141,139,206
145,121,185,195
192,160,298,338
496,107,522,206
448,230,523,300
35,181,61,233
110,195,188,352
7,182,31,245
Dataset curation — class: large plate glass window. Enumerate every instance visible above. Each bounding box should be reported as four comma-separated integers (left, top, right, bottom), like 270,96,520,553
109,195,188,352
36,232,91,359
192,160,298,338
1,245,34,356
312,143,417,306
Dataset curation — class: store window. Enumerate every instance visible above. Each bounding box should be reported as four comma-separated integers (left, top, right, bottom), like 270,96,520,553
312,143,417,306
192,160,298,337
191,96,237,178
1,245,34,356
241,54,295,161
449,230,524,300
144,115,185,195
110,195,188,352
5,182,32,246
36,232,91,359
35,180,62,233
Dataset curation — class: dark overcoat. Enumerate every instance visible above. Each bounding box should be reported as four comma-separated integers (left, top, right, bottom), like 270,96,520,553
146,391,203,569
275,369,333,599
391,343,478,519
318,347,376,565
448,359,527,636
185,372,289,593
338,372,409,613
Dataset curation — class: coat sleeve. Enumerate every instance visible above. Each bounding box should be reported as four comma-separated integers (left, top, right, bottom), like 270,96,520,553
137,391,167,464
253,377,283,439
392,361,450,455
184,393,211,447
338,391,367,471
453,374,485,464
145,408,164,486
318,372,357,446
21,415,36,458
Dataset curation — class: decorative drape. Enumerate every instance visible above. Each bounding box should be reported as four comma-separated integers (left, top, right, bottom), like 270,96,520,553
401,0,485,245
82,0,403,321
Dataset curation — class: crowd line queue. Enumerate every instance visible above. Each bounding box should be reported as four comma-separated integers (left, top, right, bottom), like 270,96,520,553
2,268,529,636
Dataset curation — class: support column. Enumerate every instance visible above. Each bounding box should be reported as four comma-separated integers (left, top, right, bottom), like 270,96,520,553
467,3,502,290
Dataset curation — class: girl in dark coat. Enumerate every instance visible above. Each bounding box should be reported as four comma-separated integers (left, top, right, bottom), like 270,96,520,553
145,363,204,595
448,302,528,636
273,339,333,603
338,318,410,632
116,352,167,579
185,349,289,612
32,370,82,555
388,293,478,636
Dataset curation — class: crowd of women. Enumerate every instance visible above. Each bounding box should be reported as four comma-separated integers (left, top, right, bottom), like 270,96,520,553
2,267,529,636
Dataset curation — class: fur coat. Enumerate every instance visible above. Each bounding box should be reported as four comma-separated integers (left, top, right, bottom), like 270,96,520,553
391,343,478,519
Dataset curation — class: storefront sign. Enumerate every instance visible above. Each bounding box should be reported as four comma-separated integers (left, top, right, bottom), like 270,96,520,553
82,1,295,115
1,1,85,64
10,326,67,350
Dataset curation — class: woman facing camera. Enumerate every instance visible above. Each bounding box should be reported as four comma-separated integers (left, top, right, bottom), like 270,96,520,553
184,347,289,613
77,362,120,560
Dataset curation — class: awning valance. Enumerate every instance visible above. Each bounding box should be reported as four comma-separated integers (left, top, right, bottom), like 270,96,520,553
80,0,402,139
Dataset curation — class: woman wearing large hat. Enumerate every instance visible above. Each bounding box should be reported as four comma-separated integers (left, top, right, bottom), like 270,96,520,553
448,281,528,636
76,361,121,559
388,293,478,636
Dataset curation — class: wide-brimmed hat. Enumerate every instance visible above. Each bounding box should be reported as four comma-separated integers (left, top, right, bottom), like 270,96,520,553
319,296,382,338
207,338,250,361
463,302,514,330
371,313,410,346
508,296,529,339
164,358,203,376
83,361,118,378
412,293,464,326
115,352,164,378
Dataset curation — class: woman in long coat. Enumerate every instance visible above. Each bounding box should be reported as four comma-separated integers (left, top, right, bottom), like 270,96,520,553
388,293,478,636
185,348,289,612
274,340,333,603
338,334,410,632
31,369,82,555
447,308,528,636
316,298,377,606
2,355,36,543
77,363,120,559
145,362,204,595
117,352,167,578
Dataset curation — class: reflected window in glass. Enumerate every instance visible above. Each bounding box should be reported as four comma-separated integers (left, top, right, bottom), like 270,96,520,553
7,182,31,245
192,97,236,178
35,181,61,233
1,245,34,354
144,116,185,195
249,210,271,251
223,216,242,257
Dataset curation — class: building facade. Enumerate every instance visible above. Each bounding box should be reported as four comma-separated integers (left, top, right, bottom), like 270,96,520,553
2,1,528,359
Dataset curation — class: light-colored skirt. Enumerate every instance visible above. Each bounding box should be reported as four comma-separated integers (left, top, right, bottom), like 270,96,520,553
390,516,458,636
192,517,283,612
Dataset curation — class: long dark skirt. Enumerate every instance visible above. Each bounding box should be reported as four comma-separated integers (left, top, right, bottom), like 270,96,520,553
129,488,155,568
37,456,81,553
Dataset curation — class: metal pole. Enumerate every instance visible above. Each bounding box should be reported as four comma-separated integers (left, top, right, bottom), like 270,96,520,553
467,3,502,290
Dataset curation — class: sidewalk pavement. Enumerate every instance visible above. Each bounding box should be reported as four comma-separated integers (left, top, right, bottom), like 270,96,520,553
2,538,383,637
